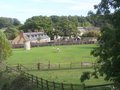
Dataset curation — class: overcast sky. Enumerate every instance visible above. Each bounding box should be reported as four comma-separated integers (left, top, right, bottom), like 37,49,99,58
0,0,101,23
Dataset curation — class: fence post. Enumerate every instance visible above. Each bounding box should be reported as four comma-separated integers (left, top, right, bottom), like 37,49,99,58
41,78,44,90
59,64,60,69
71,84,73,90
48,61,50,70
53,81,55,90
19,64,21,71
61,83,64,90
46,80,49,90
37,63,40,70
31,75,34,84
83,83,85,90
70,62,72,69
17,64,19,71
36,76,39,88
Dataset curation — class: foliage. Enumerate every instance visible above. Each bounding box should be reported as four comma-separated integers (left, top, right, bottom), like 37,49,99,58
0,31,12,63
8,75,32,90
82,30,100,37
0,71,39,90
80,72,91,82
87,11,106,27
4,27,19,40
4,44,111,85
28,69,110,85
22,15,103,39
23,16,53,39
94,0,120,15
88,0,120,88
0,17,21,29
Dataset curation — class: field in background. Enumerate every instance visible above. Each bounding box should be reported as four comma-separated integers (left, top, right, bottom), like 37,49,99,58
5,44,111,85
6,44,96,65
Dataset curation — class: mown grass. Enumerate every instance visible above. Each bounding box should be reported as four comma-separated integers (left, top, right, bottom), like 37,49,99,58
5,44,111,85
6,44,96,65
28,69,110,86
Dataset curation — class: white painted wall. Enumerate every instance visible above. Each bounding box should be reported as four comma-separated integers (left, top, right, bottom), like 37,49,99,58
24,41,31,50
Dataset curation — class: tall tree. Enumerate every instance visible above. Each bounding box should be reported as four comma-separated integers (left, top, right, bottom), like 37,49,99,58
0,31,12,63
58,16,77,37
90,0,120,88
80,0,120,89
23,15,79,39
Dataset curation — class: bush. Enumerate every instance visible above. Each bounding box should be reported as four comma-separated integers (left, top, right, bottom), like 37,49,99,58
82,30,100,38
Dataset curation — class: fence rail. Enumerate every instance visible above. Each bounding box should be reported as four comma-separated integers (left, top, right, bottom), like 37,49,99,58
7,66,85,90
9,62,95,71
21,71,85,90
85,83,113,90
6,66,113,90
12,40,95,48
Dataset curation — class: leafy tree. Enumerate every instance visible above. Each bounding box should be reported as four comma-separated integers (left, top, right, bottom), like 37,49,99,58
68,15,79,27
0,17,12,28
0,17,21,29
51,16,63,39
87,11,106,27
12,18,21,26
58,16,77,37
4,27,19,40
81,0,120,88
93,0,120,87
24,16,54,39
23,15,106,39
23,16,78,39
0,31,12,63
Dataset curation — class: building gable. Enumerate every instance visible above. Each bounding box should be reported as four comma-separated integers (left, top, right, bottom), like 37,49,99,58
12,32,50,44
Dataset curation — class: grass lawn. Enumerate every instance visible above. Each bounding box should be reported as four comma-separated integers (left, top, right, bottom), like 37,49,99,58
28,69,110,86
5,44,111,85
6,44,96,65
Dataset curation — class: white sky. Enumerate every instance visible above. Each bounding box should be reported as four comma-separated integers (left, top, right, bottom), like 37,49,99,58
0,0,101,23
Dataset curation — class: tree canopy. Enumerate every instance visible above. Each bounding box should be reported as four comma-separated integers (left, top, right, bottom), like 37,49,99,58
4,27,19,40
22,15,102,39
0,15,103,40
85,0,120,88
82,30,100,37
0,31,12,63
0,17,21,29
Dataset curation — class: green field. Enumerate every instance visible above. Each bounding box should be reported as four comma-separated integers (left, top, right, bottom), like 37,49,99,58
6,44,96,65
5,44,111,85
28,69,110,86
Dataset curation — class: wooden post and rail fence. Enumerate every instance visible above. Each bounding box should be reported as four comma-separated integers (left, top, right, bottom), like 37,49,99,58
13,62,96,71
6,65,113,90
12,40,96,48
